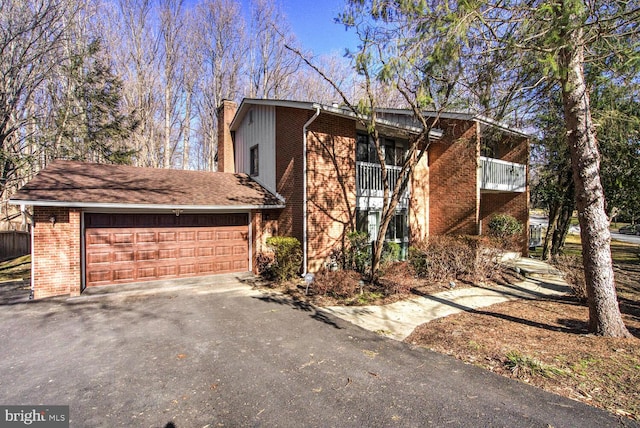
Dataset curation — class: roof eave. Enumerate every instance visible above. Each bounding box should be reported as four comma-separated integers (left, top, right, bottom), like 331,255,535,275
8,199,285,211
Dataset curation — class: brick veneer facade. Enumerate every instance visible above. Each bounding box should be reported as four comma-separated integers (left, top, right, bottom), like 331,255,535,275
409,146,430,242
217,100,237,173
32,206,81,298
275,106,309,245
428,119,480,236
26,102,529,299
305,114,357,272
479,132,530,253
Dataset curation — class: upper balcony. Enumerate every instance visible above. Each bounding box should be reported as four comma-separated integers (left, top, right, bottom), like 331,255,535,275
356,162,409,209
479,156,526,193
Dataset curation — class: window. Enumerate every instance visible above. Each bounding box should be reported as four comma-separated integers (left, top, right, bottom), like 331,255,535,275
357,134,376,163
356,209,409,259
357,133,406,166
250,145,259,176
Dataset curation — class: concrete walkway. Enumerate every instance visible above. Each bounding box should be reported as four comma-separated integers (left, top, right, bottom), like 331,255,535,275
322,257,571,341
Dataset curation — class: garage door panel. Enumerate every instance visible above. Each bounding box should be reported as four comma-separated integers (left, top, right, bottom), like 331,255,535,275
179,231,196,241
87,251,111,264
158,231,177,242
233,260,247,270
114,251,134,262
87,233,111,246
179,247,196,258
198,247,214,257
114,233,134,244
88,270,112,285
157,265,177,277
158,248,177,260
136,232,156,243
137,249,156,261
197,230,215,241
85,213,249,287
113,268,135,282
138,266,158,279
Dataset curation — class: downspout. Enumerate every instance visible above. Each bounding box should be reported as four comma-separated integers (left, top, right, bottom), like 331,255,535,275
21,205,35,300
302,105,321,275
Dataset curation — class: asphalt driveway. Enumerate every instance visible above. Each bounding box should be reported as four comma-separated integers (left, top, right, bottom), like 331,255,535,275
0,276,634,427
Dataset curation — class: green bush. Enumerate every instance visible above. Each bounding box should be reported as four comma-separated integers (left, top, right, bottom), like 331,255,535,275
381,241,401,265
346,231,371,274
265,236,302,281
487,214,523,238
487,214,524,251
408,246,429,277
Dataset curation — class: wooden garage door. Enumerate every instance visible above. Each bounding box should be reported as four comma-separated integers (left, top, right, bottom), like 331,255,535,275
84,213,248,287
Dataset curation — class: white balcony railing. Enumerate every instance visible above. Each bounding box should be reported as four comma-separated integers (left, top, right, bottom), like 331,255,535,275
480,156,526,193
356,162,409,208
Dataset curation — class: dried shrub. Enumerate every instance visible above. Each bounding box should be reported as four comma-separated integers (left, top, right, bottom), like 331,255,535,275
409,235,501,283
256,252,274,278
552,255,587,303
313,269,361,298
379,261,413,295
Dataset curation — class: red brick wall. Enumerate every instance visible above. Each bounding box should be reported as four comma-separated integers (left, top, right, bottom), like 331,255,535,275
409,148,429,242
428,119,480,236
275,107,309,246
217,100,237,173
480,191,530,254
480,133,530,253
251,209,279,273
32,206,81,298
306,114,357,271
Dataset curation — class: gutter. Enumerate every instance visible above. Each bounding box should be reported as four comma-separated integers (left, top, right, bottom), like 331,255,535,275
7,200,285,210
302,105,321,275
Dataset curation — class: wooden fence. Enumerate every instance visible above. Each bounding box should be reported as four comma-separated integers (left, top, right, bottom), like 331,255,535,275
0,231,30,260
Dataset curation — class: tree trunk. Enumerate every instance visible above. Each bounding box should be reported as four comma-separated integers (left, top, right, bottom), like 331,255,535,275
551,197,573,256
182,88,191,169
559,30,631,337
542,202,559,260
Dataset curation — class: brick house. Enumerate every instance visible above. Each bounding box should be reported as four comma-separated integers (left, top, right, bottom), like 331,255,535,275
221,99,529,272
10,98,528,299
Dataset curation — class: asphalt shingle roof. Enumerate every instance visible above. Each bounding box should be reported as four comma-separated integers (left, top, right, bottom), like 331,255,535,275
10,160,283,208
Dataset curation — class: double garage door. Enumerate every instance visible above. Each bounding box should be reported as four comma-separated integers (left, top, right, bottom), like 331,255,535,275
85,213,249,287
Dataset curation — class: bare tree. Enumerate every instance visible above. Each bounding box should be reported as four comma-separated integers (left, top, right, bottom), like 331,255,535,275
0,0,77,215
158,0,185,169
193,0,246,170
247,0,303,99
108,0,162,167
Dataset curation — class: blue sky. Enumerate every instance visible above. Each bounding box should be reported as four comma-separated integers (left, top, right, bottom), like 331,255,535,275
279,0,359,56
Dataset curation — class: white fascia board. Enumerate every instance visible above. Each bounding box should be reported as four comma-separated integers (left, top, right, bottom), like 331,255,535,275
230,99,317,130
8,199,285,210
232,99,432,136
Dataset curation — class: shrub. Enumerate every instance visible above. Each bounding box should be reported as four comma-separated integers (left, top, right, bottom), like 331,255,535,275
345,231,371,274
313,269,361,298
551,255,587,303
265,236,302,281
487,214,524,251
409,235,501,283
256,252,274,277
381,241,401,265
488,214,524,237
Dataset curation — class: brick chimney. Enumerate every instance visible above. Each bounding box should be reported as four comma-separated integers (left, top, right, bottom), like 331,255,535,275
217,100,238,173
